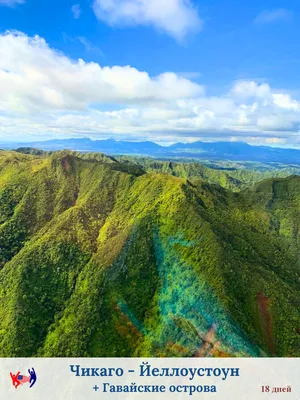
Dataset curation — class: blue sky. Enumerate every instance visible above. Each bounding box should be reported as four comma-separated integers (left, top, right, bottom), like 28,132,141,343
0,0,300,147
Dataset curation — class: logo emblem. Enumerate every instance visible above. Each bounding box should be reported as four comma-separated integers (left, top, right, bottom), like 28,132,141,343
10,368,37,389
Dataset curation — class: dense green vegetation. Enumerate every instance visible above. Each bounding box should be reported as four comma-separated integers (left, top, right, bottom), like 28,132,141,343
117,156,300,191
0,149,299,357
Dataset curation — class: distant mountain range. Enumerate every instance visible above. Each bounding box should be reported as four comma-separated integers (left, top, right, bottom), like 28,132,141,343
1,138,300,163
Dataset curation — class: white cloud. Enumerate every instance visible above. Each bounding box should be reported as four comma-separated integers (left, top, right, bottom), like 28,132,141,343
0,0,24,6
272,94,300,110
254,9,292,24
62,33,103,55
71,4,81,19
0,31,203,113
231,81,271,100
77,37,95,52
92,0,202,41
0,32,300,147
257,116,294,131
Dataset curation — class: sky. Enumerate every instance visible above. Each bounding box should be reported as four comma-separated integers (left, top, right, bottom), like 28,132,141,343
0,0,300,147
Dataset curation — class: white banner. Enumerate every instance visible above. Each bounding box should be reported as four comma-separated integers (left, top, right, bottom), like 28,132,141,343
0,358,299,399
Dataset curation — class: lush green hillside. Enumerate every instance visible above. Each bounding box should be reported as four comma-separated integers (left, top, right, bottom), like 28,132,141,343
0,150,299,357
117,156,300,191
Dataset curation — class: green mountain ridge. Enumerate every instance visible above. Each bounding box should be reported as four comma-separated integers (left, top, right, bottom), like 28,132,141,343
0,150,299,357
116,156,300,191
14,147,300,191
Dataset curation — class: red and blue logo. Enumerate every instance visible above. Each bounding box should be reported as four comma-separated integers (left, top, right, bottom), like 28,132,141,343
10,368,37,389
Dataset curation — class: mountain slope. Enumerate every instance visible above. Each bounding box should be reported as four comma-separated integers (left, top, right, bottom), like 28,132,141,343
117,157,300,191
0,151,299,357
